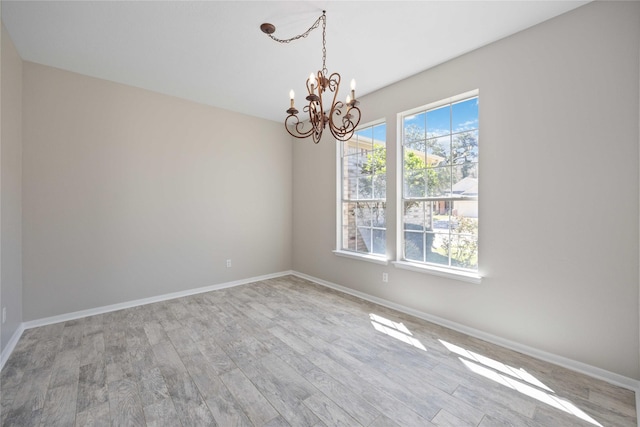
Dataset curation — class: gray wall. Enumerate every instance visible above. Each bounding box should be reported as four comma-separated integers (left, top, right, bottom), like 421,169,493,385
292,1,640,379
22,62,292,320
1,24,23,353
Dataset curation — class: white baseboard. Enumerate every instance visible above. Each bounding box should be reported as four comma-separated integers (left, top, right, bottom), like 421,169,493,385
23,270,294,330
3,268,638,403
0,323,25,371
292,271,640,393
1,271,291,371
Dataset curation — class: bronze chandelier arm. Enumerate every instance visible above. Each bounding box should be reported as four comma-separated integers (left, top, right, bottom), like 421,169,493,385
329,104,361,141
284,114,315,140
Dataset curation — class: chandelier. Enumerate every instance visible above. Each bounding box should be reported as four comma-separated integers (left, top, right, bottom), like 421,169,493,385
260,11,361,144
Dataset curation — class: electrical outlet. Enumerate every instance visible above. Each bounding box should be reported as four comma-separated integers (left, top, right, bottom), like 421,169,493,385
226,259,232,268
382,272,388,283
2,307,6,324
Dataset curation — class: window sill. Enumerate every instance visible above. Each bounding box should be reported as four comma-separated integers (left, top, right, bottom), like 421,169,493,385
392,260,482,284
333,250,389,266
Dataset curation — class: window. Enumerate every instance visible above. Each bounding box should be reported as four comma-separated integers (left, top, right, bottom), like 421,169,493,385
338,122,387,257
400,93,478,272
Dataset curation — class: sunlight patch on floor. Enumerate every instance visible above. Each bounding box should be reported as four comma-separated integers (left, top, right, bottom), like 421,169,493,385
439,339,602,426
369,314,426,351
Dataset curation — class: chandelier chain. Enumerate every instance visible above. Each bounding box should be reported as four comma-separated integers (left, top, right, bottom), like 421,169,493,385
321,13,327,75
267,11,328,75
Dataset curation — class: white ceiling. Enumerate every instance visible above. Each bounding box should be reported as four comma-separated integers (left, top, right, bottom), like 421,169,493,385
2,1,588,123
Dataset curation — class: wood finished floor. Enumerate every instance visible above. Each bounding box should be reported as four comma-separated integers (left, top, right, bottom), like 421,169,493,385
1,275,636,426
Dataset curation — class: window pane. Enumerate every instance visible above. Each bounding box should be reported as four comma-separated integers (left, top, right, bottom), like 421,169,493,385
404,112,426,142
372,202,386,227
427,232,449,266
427,166,451,197
452,130,478,164
404,201,424,231
357,227,371,253
372,229,386,255
425,200,436,231
345,177,357,199
343,137,358,156
427,136,451,166
370,147,385,174
358,140,374,161
355,126,373,151
433,213,450,232
342,226,355,250
448,234,478,270
451,200,478,235
358,176,373,199
343,156,358,198
342,202,357,250
405,139,426,154
405,168,426,198
343,154,357,179
404,231,424,262
373,173,386,199
373,123,386,144
356,202,372,227
358,155,372,175
427,105,450,137
452,97,478,132
452,164,478,195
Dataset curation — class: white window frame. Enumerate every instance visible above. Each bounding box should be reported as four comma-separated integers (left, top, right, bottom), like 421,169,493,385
334,119,389,265
394,90,481,283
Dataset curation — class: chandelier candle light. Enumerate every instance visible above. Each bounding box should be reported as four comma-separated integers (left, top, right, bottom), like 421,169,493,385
260,11,361,144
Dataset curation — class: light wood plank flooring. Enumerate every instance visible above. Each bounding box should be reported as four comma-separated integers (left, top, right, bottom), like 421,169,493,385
1,275,636,426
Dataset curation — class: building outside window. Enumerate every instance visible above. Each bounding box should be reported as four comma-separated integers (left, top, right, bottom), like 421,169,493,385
339,122,387,256
400,93,478,271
